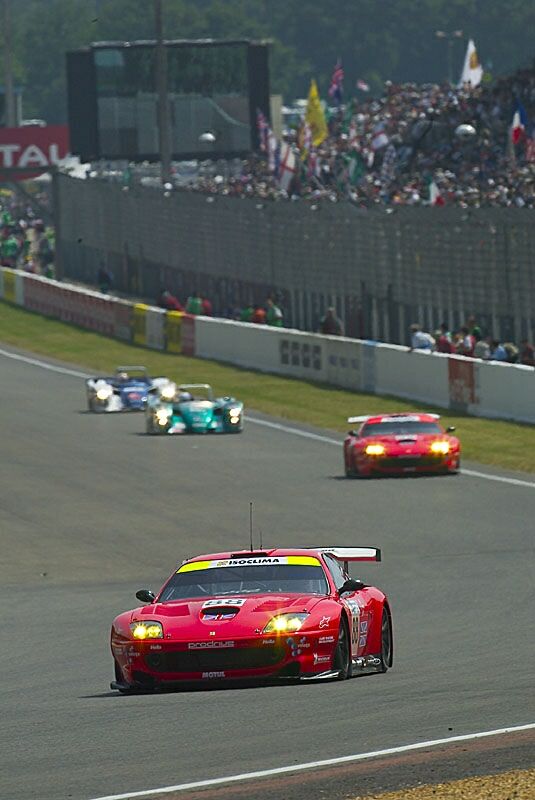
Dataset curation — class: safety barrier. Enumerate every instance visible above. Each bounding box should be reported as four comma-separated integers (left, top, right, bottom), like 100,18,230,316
1,267,534,424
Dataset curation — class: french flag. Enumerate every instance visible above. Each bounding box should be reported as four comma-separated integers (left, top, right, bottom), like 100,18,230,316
511,101,528,145
328,59,344,105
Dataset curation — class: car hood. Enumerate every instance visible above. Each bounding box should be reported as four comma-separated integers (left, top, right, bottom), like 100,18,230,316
132,594,325,637
174,401,215,426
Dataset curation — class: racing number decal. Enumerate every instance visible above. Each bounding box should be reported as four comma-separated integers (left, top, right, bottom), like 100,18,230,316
344,599,360,649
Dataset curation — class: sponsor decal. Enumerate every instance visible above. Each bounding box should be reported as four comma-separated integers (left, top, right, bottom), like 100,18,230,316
381,415,421,423
318,635,335,644
179,556,320,573
202,671,225,679
149,644,162,650
202,598,246,608
358,635,367,648
188,641,235,649
319,616,330,629
286,636,310,656
263,638,276,645
313,653,331,665
359,620,368,634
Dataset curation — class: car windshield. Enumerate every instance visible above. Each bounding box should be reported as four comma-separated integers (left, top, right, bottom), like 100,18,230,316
160,564,329,601
361,421,442,436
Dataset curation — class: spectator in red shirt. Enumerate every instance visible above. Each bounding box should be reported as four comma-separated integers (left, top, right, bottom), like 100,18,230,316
157,289,183,312
435,323,455,354
519,339,535,366
251,304,267,324
201,297,213,316
458,326,475,357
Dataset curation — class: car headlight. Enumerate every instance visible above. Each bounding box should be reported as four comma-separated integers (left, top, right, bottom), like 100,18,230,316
263,613,309,634
365,444,385,456
430,441,450,455
160,384,176,400
228,409,241,424
96,387,112,400
130,621,163,640
155,408,172,425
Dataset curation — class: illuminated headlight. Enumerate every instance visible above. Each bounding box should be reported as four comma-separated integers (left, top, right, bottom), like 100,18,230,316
430,441,450,455
130,621,163,640
365,444,385,456
160,384,176,401
155,409,171,425
228,409,241,424
96,387,112,400
263,613,309,634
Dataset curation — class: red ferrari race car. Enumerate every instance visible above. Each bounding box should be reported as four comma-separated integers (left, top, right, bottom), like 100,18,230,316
110,547,392,691
343,412,460,478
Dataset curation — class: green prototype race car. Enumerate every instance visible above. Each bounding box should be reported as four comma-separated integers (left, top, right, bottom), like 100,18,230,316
145,383,244,435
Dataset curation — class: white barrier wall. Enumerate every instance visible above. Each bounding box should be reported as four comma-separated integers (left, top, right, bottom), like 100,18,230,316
145,307,166,351
477,360,535,424
375,344,451,407
2,268,534,425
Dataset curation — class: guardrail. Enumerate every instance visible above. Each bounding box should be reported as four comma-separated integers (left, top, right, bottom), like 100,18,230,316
1,267,533,424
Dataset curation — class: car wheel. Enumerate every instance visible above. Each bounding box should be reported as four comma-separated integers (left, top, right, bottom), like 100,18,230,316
333,619,352,679
378,608,393,672
344,454,358,478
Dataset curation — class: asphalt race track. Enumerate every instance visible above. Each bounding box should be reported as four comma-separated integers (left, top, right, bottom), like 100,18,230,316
1,348,534,800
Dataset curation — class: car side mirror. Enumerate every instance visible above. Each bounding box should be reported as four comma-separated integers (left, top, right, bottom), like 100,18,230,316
446,426,456,432
347,429,356,436
338,579,365,596
136,589,155,603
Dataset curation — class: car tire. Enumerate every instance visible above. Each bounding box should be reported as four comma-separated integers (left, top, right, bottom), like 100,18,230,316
333,618,352,679
344,455,358,478
378,607,393,672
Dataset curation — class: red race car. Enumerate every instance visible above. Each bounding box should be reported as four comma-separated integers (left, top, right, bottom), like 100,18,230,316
110,547,392,691
344,412,460,478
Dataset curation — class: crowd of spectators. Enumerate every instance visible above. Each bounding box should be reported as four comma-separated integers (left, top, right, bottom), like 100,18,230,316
0,194,55,276
181,61,535,209
409,318,535,365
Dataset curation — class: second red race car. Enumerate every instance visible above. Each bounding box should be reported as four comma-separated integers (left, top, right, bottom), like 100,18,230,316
110,546,392,691
344,412,460,477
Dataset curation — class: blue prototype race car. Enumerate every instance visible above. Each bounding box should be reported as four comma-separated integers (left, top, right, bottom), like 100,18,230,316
145,383,243,434
86,366,176,412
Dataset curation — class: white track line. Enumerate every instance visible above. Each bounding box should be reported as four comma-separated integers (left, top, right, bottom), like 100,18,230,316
246,416,535,489
1,346,534,490
88,723,535,800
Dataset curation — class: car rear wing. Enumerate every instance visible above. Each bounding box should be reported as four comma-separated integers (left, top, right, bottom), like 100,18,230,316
320,547,381,563
179,383,214,400
347,413,441,424
115,365,148,376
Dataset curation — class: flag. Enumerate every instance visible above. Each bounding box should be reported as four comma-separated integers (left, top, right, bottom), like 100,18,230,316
278,143,297,191
268,132,280,174
256,108,269,152
356,79,370,92
511,101,528,145
459,39,483,87
328,59,344,106
305,80,328,146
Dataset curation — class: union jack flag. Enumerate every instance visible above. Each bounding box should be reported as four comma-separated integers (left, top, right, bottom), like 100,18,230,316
328,59,344,105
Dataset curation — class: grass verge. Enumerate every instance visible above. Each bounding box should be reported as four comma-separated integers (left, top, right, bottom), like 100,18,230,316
1,300,534,473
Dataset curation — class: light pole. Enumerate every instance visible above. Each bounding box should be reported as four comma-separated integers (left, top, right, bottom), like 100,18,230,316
3,0,16,126
154,0,171,183
435,30,463,85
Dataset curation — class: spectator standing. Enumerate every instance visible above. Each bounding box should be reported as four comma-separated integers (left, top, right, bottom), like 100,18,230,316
458,326,475,357
489,340,507,361
240,304,254,322
97,264,113,294
201,296,213,316
266,298,283,327
319,307,344,336
519,339,535,366
158,288,183,311
252,304,267,324
473,336,491,360
186,291,203,315
435,323,455,353
409,323,435,351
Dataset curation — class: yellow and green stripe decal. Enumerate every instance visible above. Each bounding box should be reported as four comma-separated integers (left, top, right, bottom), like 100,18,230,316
177,556,320,573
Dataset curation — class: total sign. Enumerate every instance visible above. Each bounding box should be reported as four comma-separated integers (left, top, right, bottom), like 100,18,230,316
0,125,70,179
